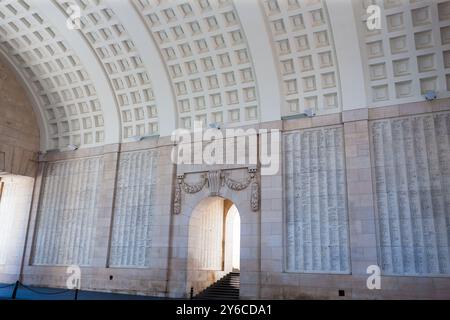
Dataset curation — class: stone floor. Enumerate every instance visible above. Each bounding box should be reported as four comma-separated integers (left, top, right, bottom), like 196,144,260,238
0,283,165,300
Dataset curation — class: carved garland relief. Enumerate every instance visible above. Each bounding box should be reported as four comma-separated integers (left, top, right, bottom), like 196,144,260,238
174,168,259,214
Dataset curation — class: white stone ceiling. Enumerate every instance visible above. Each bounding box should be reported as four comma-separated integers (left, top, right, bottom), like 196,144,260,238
0,0,449,151
56,0,160,141
135,0,261,130
356,0,450,106
0,0,106,149
263,0,342,115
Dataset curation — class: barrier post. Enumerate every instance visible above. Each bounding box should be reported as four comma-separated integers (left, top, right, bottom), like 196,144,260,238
74,289,79,301
190,287,194,300
11,281,19,300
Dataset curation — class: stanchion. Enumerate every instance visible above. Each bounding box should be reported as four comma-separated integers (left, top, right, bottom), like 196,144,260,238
74,288,79,301
190,287,194,300
11,281,19,300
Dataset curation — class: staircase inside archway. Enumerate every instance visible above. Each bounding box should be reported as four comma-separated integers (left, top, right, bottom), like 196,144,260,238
194,272,240,300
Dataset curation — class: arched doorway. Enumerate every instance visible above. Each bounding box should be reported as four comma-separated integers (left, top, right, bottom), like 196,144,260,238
187,197,241,295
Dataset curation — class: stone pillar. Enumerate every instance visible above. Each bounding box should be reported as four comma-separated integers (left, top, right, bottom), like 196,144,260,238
343,117,378,280
152,144,176,295
234,188,260,300
259,129,283,299
92,144,120,267
21,161,46,282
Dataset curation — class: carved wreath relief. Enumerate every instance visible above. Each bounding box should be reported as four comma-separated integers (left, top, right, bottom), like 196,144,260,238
173,168,259,214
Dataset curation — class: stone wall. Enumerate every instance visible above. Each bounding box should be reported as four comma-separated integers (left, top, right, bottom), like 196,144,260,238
258,100,450,299
188,197,224,271
32,157,104,266
283,126,349,273
109,149,159,268
371,112,450,275
20,140,174,297
0,57,39,283
0,57,39,177
0,175,34,282
2,99,450,299
187,197,226,294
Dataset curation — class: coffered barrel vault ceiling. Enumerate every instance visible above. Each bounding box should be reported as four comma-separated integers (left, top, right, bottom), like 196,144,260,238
0,0,449,151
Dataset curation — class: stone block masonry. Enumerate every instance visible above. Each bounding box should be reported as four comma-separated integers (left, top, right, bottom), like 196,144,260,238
32,157,104,266
283,126,350,273
370,112,450,275
2,103,450,299
109,149,159,268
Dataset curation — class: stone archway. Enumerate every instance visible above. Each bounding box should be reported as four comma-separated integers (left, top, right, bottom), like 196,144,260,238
166,167,261,299
186,196,241,294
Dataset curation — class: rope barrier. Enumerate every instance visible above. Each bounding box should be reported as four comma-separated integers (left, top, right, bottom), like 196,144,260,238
1,280,78,299
19,283,72,295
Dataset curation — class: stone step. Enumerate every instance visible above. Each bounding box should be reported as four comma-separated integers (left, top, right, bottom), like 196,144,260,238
211,284,239,288
193,272,240,300
214,284,239,288
197,292,239,297
205,288,239,293
196,292,239,296
196,296,239,300
216,281,239,285
210,285,239,291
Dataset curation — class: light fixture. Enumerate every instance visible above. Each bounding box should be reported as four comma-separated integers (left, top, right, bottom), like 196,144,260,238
128,135,144,142
424,90,437,101
208,122,221,130
303,108,316,117
66,144,79,151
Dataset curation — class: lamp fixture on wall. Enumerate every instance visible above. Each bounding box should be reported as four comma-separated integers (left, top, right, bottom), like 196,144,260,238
424,90,437,101
303,108,316,117
128,135,144,142
208,122,221,130
66,144,79,151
